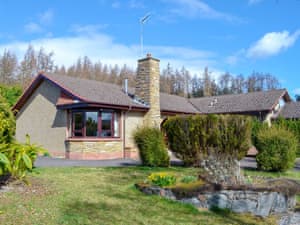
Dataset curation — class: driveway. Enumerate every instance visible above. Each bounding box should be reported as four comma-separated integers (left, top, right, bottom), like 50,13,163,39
35,156,300,170
34,156,141,167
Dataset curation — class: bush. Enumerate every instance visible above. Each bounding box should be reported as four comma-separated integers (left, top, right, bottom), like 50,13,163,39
273,117,300,156
0,96,15,144
163,115,252,166
251,117,268,147
134,126,169,167
0,135,46,179
256,126,297,172
0,96,46,180
148,172,176,187
0,84,22,107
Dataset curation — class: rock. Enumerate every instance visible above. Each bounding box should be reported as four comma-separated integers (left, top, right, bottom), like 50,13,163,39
136,183,297,218
180,197,203,208
207,193,230,209
278,212,300,225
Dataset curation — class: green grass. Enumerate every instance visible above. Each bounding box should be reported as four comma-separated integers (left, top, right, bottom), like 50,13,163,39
243,168,300,180
0,167,280,225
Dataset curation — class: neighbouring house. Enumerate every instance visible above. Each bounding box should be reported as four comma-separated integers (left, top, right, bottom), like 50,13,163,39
13,54,293,160
190,88,291,126
278,101,300,119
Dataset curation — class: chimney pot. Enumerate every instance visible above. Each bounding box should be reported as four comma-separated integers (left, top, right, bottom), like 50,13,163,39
146,53,152,58
123,78,128,94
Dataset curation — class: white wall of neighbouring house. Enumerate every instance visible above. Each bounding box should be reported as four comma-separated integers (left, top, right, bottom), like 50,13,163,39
16,80,67,157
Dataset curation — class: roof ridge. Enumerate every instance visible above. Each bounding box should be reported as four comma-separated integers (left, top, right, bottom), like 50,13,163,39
45,73,125,89
190,88,287,100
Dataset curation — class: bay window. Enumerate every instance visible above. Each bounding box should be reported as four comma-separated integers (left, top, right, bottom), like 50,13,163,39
71,110,120,138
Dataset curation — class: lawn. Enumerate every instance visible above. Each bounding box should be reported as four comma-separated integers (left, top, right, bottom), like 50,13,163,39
0,166,291,225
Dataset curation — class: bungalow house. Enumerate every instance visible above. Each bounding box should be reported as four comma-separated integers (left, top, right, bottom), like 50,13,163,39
278,101,300,119
13,54,292,160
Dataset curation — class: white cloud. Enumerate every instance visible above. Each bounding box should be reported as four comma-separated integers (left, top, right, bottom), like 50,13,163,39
38,9,54,24
70,24,108,34
248,0,263,5
294,88,300,95
246,30,300,59
111,1,121,8
165,0,243,23
0,31,219,77
24,9,54,33
129,0,145,9
225,49,246,65
24,22,43,33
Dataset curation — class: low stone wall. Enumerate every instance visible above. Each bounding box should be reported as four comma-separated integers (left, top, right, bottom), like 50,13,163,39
65,140,123,160
136,185,296,217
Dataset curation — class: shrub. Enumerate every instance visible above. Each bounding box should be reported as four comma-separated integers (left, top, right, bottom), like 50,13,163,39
134,126,170,167
0,135,46,179
256,126,297,172
273,117,300,156
163,115,252,166
251,117,268,147
0,84,22,107
148,172,176,187
0,96,15,144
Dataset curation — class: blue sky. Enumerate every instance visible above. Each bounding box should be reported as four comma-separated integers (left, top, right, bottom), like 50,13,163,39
0,0,300,96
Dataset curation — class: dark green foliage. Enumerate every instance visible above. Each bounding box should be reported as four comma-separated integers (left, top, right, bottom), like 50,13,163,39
0,96,15,144
0,85,22,107
0,135,46,179
256,126,297,172
273,117,300,156
251,117,268,147
163,115,252,166
0,96,45,180
134,127,170,167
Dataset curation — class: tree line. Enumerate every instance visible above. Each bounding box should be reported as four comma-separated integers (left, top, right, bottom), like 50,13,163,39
0,44,287,99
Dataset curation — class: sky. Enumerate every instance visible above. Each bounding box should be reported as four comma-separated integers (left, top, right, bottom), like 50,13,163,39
0,0,300,97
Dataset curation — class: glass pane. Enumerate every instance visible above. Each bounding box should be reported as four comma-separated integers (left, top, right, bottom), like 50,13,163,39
86,112,98,137
73,112,83,136
74,113,83,130
101,112,112,137
114,112,119,137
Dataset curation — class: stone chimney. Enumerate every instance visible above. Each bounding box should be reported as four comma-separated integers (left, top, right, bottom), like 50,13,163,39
135,53,161,127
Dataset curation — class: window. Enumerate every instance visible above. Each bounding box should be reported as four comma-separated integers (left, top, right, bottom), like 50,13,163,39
101,112,112,137
71,110,120,138
73,112,84,137
86,112,98,137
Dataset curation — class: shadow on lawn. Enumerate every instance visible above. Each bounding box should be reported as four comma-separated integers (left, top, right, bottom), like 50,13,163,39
59,200,122,224
210,206,268,225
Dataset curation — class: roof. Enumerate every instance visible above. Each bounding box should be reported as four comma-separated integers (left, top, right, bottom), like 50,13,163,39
13,73,199,114
44,73,145,109
160,93,198,114
13,73,290,116
189,89,290,114
279,101,300,119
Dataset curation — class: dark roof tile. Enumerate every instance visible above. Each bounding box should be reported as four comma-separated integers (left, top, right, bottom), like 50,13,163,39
189,89,288,114
44,73,146,109
279,101,300,119
160,93,198,114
